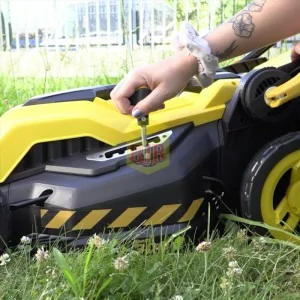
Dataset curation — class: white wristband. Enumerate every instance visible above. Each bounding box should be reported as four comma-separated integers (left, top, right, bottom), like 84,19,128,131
173,21,219,88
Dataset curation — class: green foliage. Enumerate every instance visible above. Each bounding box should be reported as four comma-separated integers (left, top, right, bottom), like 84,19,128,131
166,0,208,29
215,0,251,24
53,247,82,297
167,0,252,31
52,244,113,299
1,222,300,299
0,74,122,116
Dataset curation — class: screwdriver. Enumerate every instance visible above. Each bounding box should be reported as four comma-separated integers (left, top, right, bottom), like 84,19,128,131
129,86,151,149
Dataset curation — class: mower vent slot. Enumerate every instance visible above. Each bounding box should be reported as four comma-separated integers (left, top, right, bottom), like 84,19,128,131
10,137,105,180
255,77,280,98
104,136,161,159
86,130,172,162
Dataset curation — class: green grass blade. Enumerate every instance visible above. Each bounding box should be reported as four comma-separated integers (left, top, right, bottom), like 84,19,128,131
163,225,191,250
95,276,113,299
52,247,81,297
83,243,94,294
220,214,300,242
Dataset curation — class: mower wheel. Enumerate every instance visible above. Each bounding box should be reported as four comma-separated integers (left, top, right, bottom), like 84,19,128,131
240,131,300,243
240,67,293,123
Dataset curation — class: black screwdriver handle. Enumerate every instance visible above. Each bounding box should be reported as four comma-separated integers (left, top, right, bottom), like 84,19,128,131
129,86,151,106
129,86,151,126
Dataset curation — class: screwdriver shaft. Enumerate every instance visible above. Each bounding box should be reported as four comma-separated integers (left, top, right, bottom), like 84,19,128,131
141,125,147,148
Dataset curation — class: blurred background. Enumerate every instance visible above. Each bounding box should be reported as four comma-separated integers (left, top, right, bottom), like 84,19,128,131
0,0,299,78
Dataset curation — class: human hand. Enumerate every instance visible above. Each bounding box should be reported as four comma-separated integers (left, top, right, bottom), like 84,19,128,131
291,41,300,61
110,53,198,118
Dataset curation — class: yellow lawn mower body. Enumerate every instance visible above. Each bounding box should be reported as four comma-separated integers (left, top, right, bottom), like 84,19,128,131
1,47,300,249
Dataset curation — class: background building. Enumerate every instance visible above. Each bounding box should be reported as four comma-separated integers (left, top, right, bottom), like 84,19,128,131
0,0,175,50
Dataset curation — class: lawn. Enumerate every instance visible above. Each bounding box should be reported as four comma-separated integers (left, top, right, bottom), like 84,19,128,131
1,220,300,300
1,48,300,300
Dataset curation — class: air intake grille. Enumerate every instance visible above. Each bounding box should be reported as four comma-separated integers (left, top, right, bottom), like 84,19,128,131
255,76,281,98
12,137,104,175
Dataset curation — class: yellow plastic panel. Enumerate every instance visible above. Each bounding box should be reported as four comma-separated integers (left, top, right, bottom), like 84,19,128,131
255,50,292,69
0,78,239,183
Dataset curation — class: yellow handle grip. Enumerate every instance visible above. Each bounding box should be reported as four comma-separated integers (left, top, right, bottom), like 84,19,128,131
265,72,300,108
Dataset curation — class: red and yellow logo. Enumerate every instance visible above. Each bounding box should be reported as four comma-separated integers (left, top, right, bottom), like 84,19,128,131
126,137,170,174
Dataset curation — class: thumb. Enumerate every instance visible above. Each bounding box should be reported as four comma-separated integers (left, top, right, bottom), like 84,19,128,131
131,86,168,117
291,42,300,61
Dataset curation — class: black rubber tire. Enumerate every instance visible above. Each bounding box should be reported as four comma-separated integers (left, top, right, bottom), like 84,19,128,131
240,131,300,236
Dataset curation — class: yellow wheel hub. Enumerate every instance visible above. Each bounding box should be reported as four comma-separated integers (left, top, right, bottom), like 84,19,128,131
261,150,300,242
287,180,300,216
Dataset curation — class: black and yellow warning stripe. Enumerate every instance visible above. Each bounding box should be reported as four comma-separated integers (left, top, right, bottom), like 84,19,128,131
34,198,204,236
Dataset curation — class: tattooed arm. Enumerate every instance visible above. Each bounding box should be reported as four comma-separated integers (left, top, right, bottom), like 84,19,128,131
111,0,300,116
204,0,300,61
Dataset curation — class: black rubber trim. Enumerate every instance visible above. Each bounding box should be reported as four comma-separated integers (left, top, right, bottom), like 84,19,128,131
221,57,268,74
23,85,115,106
277,59,300,75
0,190,11,250
240,131,300,235
25,222,194,249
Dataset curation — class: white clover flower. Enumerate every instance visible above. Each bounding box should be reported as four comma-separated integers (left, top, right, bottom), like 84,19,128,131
20,236,31,245
237,229,248,242
0,253,11,266
88,234,108,249
251,237,266,250
195,241,212,252
226,267,243,276
222,246,237,259
228,260,239,269
170,296,183,300
259,237,266,243
113,256,129,271
226,259,243,276
35,247,49,262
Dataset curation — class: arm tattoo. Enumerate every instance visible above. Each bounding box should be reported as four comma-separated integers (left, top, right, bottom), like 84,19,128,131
247,0,266,12
231,13,255,38
212,40,239,60
228,0,266,38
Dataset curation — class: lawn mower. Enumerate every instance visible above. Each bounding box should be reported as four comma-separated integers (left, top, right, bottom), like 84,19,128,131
1,45,300,250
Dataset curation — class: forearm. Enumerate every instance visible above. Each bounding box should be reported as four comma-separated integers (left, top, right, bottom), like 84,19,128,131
203,0,300,62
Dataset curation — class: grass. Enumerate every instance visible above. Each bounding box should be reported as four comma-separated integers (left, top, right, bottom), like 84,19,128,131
1,45,300,299
0,72,124,117
1,223,300,300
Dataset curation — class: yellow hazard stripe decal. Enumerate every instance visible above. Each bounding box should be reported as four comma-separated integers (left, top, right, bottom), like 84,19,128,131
40,199,204,230
72,209,112,230
178,198,204,223
45,211,76,229
108,207,147,228
40,209,47,218
144,204,181,226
